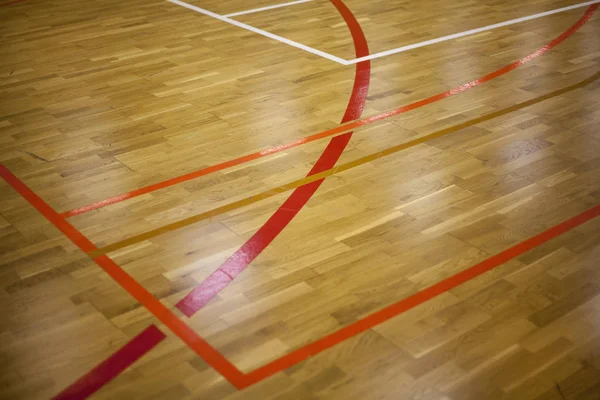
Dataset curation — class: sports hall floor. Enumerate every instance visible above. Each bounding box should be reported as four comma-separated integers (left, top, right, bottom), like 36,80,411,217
1,0,600,399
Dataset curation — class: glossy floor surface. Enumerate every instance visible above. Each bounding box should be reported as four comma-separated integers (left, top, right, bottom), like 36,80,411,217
1,0,600,399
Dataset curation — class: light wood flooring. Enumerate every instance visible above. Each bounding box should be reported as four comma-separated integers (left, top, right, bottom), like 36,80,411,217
1,0,600,399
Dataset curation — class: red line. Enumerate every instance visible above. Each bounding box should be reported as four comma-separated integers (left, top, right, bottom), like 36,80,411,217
176,0,371,317
242,203,600,384
0,168,97,253
52,325,166,400
175,4,599,317
0,163,248,389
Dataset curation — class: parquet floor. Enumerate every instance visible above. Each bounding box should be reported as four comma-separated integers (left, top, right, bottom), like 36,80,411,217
1,0,599,399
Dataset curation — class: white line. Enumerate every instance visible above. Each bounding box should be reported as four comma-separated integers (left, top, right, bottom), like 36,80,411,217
168,0,348,64
346,0,600,64
224,0,312,18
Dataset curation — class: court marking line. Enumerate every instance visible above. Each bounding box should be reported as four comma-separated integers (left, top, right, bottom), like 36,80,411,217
60,2,600,219
3,162,598,390
52,325,166,400
175,0,371,317
86,69,600,259
224,0,313,17
167,0,348,65
0,164,249,390
347,0,600,64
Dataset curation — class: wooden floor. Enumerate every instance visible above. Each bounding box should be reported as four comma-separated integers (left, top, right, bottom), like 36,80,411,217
1,0,600,399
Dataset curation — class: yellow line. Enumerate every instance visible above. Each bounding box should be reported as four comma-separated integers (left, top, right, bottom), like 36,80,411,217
88,71,600,258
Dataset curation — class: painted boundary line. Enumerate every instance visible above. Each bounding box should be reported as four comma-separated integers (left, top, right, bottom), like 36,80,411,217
2,163,599,391
87,71,600,258
167,0,599,64
52,325,166,400
224,0,312,17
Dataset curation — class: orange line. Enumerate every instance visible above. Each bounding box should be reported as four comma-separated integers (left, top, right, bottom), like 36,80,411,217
0,164,248,389
88,70,600,258
60,4,598,219
0,169,97,253
60,127,357,218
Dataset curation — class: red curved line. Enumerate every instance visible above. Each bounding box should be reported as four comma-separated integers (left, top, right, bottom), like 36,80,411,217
176,0,371,317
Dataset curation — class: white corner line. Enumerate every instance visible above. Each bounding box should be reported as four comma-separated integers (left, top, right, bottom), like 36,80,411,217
345,0,600,64
168,0,349,65
224,0,313,18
